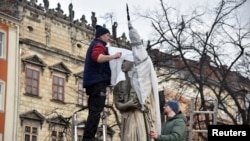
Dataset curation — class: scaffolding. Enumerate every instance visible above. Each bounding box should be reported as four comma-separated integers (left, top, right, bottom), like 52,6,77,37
188,98,218,141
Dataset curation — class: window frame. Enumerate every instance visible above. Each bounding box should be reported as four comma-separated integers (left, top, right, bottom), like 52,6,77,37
52,75,65,102
51,130,64,141
23,125,38,141
77,80,88,106
25,68,40,96
0,80,5,111
0,31,6,59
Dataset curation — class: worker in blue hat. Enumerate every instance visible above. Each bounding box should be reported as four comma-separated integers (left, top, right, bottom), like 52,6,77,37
150,100,188,141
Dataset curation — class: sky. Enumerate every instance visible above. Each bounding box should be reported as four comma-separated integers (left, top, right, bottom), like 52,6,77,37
36,0,250,41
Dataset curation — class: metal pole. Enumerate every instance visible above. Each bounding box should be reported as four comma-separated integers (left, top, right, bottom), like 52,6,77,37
189,98,194,141
213,99,218,124
102,111,107,141
189,98,218,141
72,114,77,141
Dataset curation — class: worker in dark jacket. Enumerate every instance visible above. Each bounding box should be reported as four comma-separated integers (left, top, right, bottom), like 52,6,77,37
150,100,187,141
82,25,121,141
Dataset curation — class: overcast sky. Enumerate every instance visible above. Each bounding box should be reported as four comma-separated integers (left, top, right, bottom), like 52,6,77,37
36,0,250,41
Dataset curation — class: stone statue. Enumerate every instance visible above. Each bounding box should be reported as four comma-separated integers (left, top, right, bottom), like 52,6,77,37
121,32,127,41
80,14,87,25
55,2,64,16
56,3,61,11
43,0,49,11
68,3,74,23
91,12,97,28
113,60,154,141
113,60,139,112
112,22,118,39
45,24,51,46
121,5,162,141
30,0,37,6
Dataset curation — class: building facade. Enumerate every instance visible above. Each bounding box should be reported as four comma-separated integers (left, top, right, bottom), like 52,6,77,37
0,12,20,141
1,0,129,141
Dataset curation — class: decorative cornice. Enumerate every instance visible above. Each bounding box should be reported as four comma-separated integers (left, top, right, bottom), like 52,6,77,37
20,109,45,128
0,12,20,28
48,62,72,82
22,54,47,73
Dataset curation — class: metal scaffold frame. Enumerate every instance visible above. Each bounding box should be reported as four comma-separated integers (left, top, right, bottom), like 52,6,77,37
188,98,218,141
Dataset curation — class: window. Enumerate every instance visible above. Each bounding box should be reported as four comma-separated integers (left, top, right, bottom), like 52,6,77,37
0,81,5,111
78,80,88,106
0,31,5,59
52,76,64,101
20,111,44,141
24,126,38,141
25,68,39,96
51,130,64,141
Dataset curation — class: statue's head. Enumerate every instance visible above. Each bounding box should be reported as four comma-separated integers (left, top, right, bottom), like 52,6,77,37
121,60,133,72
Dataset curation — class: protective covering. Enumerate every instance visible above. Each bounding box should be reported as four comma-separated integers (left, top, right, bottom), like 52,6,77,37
127,21,162,133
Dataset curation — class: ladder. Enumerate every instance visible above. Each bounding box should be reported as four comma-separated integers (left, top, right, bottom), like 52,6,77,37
188,98,218,141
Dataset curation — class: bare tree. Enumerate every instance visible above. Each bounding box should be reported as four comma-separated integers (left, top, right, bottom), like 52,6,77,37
140,0,250,140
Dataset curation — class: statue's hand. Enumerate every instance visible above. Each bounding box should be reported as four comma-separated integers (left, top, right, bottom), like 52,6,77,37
115,99,140,111
125,98,140,109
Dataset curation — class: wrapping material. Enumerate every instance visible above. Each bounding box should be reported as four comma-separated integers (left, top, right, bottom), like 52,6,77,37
108,46,133,85
128,21,162,133
108,21,162,133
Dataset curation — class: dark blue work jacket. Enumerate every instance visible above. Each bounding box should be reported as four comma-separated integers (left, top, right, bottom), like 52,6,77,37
83,39,111,88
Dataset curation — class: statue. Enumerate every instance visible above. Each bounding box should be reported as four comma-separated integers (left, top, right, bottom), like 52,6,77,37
43,0,49,12
56,3,61,11
80,14,88,25
91,12,97,28
30,0,37,6
121,32,127,41
112,22,118,39
124,4,161,140
113,60,149,141
54,2,64,16
68,3,74,23
109,5,161,141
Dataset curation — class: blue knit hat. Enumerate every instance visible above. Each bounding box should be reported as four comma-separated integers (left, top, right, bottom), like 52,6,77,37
165,100,179,113
95,25,110,38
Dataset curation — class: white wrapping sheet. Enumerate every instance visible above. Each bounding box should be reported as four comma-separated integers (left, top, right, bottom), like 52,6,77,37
108,46,134,85
108,45,161,132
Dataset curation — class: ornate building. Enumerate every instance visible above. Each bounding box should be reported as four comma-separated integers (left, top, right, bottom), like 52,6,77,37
1,0,129,141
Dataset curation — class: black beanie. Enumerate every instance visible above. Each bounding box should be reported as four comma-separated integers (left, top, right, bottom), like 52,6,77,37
95,25,110,38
